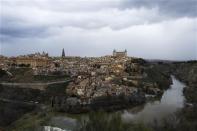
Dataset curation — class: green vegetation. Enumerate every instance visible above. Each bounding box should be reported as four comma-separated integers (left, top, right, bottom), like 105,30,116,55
8,68,34,82
46,82,69,95
75,112,152,131
149,62,197,131
75,111,197,131
184,87,197,104
143,66,171,90
7,109,81,131
7,109,197,131
0,101,35,128
0,69,7,78
7,111,51,131
34,75,68,82
0,68,68,82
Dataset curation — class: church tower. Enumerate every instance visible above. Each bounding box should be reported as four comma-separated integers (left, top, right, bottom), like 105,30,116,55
125,49,127,56
113,49,116,56
62,48,65,58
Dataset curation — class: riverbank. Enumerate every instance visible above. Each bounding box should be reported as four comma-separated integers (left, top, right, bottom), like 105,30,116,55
5,75,181,131
171,61,197,131
143,61,197,131
49,61,172,114
122,76,186,124
5,59,196,131
0,60,174,130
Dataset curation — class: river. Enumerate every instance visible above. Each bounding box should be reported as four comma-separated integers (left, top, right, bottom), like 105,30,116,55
122,76,186,124
43,76,186,130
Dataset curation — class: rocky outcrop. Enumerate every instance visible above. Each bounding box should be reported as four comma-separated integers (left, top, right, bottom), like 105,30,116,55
143,85,163,95
53,58,172,113
52,91,145,113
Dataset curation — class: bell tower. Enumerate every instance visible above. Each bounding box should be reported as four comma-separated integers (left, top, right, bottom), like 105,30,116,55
62,48,65,58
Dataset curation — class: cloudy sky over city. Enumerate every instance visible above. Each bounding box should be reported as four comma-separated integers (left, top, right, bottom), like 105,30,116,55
0,0,197,60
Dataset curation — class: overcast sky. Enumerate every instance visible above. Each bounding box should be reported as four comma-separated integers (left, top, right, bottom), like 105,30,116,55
0,0,197,60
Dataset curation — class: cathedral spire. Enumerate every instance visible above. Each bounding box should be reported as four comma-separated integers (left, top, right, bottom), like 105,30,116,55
62,48,65,58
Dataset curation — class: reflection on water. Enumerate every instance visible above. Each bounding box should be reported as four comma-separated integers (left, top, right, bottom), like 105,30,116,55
122,76,186,123
44,116,76,131
43,126,71,131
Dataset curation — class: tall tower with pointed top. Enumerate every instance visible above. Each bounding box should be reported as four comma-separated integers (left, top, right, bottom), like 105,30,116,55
62,48,65,58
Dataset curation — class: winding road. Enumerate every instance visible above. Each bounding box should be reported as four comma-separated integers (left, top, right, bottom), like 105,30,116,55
0,80,70,90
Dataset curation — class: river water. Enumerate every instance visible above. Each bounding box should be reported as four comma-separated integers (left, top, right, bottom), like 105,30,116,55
122,76,186,124
43,76,186,130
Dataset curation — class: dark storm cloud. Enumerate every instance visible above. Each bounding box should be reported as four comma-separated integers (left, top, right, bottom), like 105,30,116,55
0,14,49,39
123,0,197,17
0,24,47,38
0,0,196,60
0,0,196,39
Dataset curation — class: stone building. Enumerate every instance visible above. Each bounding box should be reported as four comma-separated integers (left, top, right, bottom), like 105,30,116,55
14,58,49,68
11,52,49,68
113,49,127,57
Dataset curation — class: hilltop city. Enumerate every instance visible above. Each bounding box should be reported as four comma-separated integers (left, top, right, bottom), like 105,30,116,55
0,49,172,113
0,49,196,131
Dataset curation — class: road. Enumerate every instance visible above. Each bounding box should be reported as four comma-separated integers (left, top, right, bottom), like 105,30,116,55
0,80,70,90
0,97,41,106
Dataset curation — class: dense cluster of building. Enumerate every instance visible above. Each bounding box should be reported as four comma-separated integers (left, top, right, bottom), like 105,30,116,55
0,49,129,75
0,52,49,69
1,49,162,108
